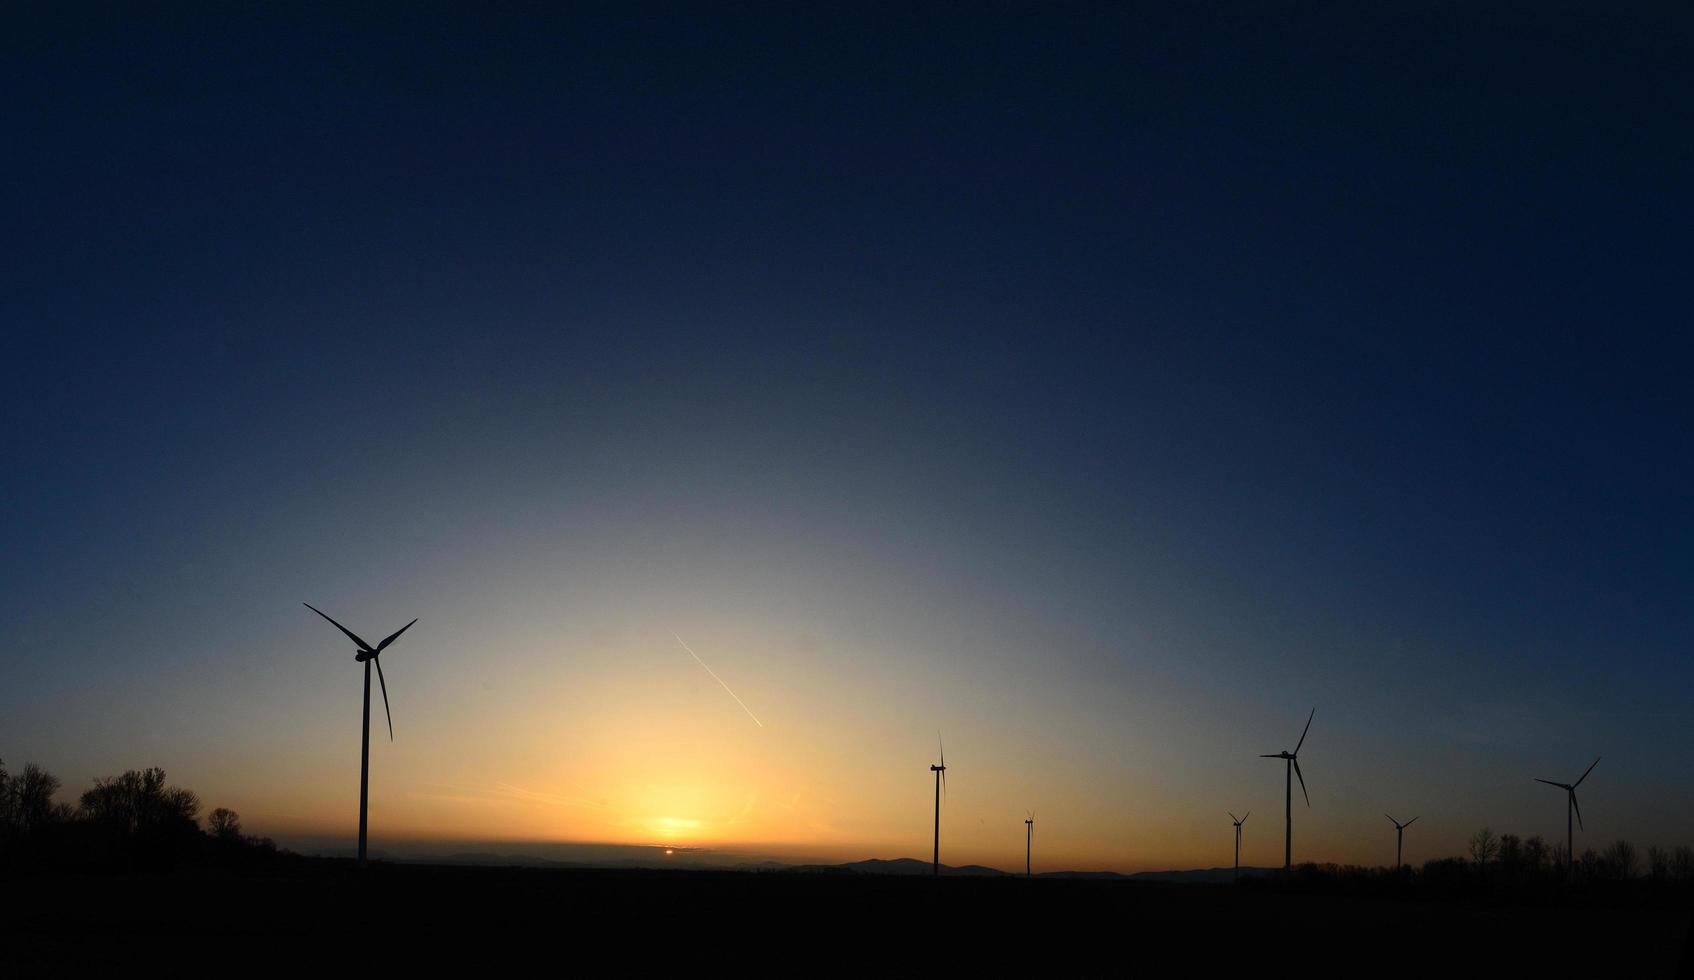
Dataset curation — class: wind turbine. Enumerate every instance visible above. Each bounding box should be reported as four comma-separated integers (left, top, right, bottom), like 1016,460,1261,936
1384,813,1418,869
1260,708,1314,869
304,602,417,868
1536,756,1599,880
1228,811,1249,880
1024,810,1035,878
930,735,947,876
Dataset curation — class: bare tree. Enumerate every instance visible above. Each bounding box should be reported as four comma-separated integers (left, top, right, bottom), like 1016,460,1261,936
1603,840,1639,880
0,758,12,830
1646,845,1669,880
208,807,242,840
1497,833,1522,871
1523,834,1549,876
80,767,200,834
15,763,62,832
1673,846,1694,881
1468,827,1499,867
1579,848,1600,881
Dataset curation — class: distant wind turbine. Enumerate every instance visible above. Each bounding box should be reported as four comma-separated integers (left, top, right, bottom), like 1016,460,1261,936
1228,811,1249,880
304,602,417,868
1384,813,1418,869
1024,810,1035,878
1536,756,1600,880
1260,708,1314,869
930,735,947,876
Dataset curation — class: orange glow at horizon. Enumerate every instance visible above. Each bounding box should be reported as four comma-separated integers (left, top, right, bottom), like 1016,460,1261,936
53,606,1628,876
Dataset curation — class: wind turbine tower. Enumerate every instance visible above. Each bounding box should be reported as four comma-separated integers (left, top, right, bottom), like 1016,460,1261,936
1536,757,1600,880
930,736,947,876
1384,813,1418,869
1259,708,1314,869
1025,811,1035,878
304,603,417,868
1228,811,1249,880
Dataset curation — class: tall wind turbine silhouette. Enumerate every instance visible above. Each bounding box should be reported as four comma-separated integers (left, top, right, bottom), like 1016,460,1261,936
1228,811,1249,880
1024,810,1035,878
930,735,947,876
1536,756,1599,879
1260,708,1314,869
1384,813,1418,869
304,602,417,868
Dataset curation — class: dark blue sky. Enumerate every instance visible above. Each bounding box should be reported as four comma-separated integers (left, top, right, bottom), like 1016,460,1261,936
2,5,1690,863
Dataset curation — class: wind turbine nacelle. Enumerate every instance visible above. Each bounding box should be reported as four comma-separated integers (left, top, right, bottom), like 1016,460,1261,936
355,651,374,662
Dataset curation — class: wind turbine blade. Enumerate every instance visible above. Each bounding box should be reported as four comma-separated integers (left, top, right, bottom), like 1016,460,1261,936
1570,791,1583,831
1294,708,1314,754
1404,816,1418,827
1241,811,1249,823
373,656,394,741
1385,813,1397,825
376,618,418,651
1259,754,1282,758
941,767,947,800
303,603,375,652
1228,811,1239,823
1534,778,1570,789
1293,757,1309,806
938,733,945,769
1574,756,1600,788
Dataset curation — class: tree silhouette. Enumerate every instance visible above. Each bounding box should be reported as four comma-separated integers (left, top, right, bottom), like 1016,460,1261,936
1603,840,1639,880
1646,845,1669,880
1497,833,1522,870
1579,847,1601,882
1468,827,1499,866
78,767,201,869
1522,834,1548,875
1673,846,1694,880
208,807,242,840
16,763,62,833
79,767,200,834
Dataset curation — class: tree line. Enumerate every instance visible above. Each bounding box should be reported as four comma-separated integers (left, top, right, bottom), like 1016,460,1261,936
1461,825,1694,885
0,757,285,873
1240,826,1694,904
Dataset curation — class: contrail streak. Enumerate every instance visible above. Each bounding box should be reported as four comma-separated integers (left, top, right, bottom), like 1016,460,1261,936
673,632,764,728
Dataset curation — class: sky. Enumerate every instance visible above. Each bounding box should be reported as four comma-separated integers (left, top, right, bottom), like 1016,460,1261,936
2,4,1691,872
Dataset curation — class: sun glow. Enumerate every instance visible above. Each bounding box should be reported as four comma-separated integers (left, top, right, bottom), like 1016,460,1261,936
650,816,702,838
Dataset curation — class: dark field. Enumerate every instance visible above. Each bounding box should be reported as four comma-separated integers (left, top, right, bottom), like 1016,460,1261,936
5,863,1691,977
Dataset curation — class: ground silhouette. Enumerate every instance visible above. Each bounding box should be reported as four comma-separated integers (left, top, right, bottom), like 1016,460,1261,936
3,760,1692,975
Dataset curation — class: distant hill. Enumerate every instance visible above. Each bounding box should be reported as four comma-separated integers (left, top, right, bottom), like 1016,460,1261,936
789,857,1011,876
371,846,1273,883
